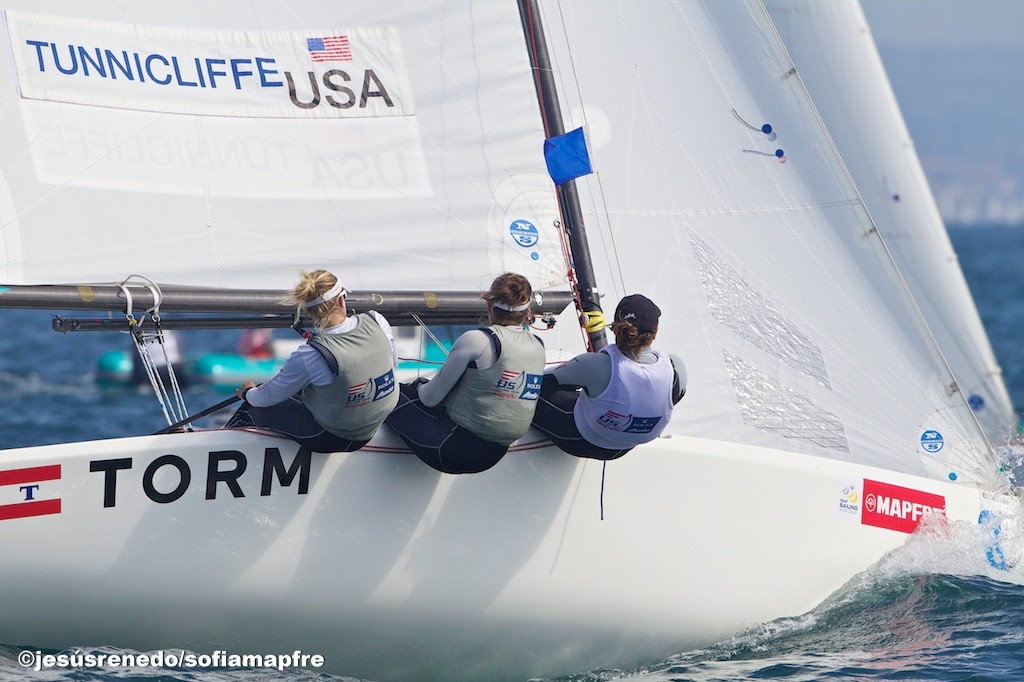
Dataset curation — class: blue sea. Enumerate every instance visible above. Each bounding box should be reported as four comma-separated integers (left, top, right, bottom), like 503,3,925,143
0,224,1022,681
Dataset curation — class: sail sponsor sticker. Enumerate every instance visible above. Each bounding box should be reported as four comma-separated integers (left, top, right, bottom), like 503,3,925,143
5,10,414,118
508,220,539,248
373,369,396,400
0,464,62,521
836,481,861,518
861,479,945,534
919,429,944,453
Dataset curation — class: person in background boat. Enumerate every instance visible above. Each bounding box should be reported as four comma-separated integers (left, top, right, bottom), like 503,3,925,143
530,294,686,460
384,272,546,474
225,269,398,453
130,329,189,388
238,328,275,359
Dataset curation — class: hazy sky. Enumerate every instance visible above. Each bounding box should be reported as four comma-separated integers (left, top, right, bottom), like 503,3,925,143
855,0,1024,224
860,0,1024,49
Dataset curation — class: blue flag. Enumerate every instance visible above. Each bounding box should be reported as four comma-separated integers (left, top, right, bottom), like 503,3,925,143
543,127,593,186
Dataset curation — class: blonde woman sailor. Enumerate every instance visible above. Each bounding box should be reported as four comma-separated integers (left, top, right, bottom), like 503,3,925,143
225,269,398,453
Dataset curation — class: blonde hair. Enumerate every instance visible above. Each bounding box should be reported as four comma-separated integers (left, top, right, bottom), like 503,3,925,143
482,272,533,325
286,269,343,328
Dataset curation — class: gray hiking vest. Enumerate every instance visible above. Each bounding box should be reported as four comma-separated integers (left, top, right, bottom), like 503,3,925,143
444,324,545,445
302,313,397,441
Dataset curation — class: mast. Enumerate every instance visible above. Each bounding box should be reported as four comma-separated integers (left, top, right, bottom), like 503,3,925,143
518,0,607,351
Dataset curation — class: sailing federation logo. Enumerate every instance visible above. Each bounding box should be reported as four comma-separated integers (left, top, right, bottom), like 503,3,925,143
493,370,542,400
346,370,395,406
861,479,945,534
837,482,860,515
596,411,662,434
0,464,62,521
347,381,370,404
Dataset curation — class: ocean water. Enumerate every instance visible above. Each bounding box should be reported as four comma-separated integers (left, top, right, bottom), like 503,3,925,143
0,224,1022,681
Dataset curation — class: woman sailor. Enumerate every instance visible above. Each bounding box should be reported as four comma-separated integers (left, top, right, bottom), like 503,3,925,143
530,294,686,460
384,272,546,474
226,269,398,453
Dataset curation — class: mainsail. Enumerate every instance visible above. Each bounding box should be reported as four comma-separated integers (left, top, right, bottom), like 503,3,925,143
0,3,568,296
764,0,1017,444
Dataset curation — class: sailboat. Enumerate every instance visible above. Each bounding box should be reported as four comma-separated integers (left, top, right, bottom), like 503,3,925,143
0,1,1019,681
764,0,1018,445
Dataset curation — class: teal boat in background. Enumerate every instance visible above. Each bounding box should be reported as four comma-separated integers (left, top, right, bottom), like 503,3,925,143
95,327,460,391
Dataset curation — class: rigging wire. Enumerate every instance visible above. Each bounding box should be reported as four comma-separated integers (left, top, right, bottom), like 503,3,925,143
553,218,593,350
120,275,190,428
410,312,450,359
549,0,628,297
524,0,602,353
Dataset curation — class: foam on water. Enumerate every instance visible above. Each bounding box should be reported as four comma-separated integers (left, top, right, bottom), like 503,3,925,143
551,502,1024,682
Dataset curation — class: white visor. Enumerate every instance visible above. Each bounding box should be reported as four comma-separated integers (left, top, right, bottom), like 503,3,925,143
303,281,348,309
492,300,530,312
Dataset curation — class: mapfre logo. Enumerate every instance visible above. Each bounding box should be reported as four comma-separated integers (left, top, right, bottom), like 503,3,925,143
861,479,945,534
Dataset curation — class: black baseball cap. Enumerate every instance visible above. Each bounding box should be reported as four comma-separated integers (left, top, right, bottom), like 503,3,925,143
614,294,661,333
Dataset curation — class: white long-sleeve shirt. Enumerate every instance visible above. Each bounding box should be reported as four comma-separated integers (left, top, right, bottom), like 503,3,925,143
416,328,498,408
245,311,396,407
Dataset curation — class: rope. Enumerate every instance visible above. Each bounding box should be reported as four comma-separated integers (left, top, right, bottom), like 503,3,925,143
600,461,606,520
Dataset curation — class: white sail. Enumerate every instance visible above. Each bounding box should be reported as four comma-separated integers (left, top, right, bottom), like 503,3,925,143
537,0,997,486
0,2,1020,681
0,3,566,293
764,0,1017,444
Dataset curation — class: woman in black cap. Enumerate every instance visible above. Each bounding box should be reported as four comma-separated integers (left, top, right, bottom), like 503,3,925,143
530,294,686,460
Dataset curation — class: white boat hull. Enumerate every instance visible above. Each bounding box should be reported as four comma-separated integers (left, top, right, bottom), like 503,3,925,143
1,428,1015,680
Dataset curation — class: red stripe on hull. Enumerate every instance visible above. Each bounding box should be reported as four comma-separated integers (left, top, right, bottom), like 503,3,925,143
0,499,62,521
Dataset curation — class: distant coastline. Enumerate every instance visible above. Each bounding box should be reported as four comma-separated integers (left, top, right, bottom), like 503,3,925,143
876,45,1024,226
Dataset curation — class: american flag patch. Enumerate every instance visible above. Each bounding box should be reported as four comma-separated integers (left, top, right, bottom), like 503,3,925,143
349,381,368,395
307,36,352,62
500,370,521,382
0,464,62,521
